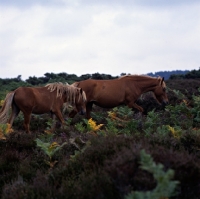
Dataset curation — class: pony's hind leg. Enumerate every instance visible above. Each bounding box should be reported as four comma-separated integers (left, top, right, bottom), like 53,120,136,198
8,103,20,127
23,112,31,133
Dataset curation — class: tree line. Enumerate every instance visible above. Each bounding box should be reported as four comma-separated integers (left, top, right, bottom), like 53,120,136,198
0,72,118,99
0,69,199,99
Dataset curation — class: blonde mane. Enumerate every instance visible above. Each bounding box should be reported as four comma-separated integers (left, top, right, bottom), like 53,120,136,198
45,82,86,104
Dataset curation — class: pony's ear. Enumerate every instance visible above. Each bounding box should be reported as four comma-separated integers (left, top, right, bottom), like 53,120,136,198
161,77,164,84
80,88,83,94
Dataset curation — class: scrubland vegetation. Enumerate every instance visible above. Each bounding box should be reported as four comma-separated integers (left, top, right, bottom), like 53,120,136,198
0,73,200,199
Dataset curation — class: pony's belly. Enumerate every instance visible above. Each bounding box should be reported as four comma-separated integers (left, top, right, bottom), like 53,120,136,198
32,106,51,114
32,110,50,114
94,101,123,108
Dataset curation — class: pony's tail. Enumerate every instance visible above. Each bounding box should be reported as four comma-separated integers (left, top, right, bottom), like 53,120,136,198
0,92,15,124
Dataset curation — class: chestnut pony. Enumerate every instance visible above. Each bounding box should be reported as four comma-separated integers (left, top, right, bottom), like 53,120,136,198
0,82,87,133
69,75,168,119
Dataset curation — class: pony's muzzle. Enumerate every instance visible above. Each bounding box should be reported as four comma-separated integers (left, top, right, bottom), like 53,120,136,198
79,110,86,115
162,100,169,106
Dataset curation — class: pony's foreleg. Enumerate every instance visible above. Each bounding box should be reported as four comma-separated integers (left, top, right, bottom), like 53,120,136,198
68,102,93,119
54,110,65,126
128,102,144,112
68,109,78,118
86,102,93,119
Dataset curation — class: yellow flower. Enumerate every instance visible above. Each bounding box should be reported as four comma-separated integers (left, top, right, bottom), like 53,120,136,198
168,125,180,139
88,118,104,131
182,99,189,106
49,142,59,149
108,111,117,120
5,123,13,134
44,129,53,134
0,123,13,140
0,132,6,140
0,100,4,107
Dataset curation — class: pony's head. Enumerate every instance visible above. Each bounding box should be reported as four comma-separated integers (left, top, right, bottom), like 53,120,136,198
74,87,87,115
153,77,169,106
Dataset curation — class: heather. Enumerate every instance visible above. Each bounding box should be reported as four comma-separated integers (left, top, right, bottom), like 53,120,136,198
0,78,200,199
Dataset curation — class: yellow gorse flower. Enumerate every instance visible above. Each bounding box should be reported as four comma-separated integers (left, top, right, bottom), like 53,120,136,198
88,118,103,131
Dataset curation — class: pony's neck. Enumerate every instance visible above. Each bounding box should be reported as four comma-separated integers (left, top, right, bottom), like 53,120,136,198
133,77,159,93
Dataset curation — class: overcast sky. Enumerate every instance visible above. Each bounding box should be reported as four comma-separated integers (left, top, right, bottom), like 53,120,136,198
0,0,200,80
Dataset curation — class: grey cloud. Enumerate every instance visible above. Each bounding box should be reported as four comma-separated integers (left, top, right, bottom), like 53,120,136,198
43,8,93,37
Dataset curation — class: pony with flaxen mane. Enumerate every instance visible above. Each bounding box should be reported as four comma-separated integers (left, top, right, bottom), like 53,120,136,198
69,75,168,119
0,82,86,133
